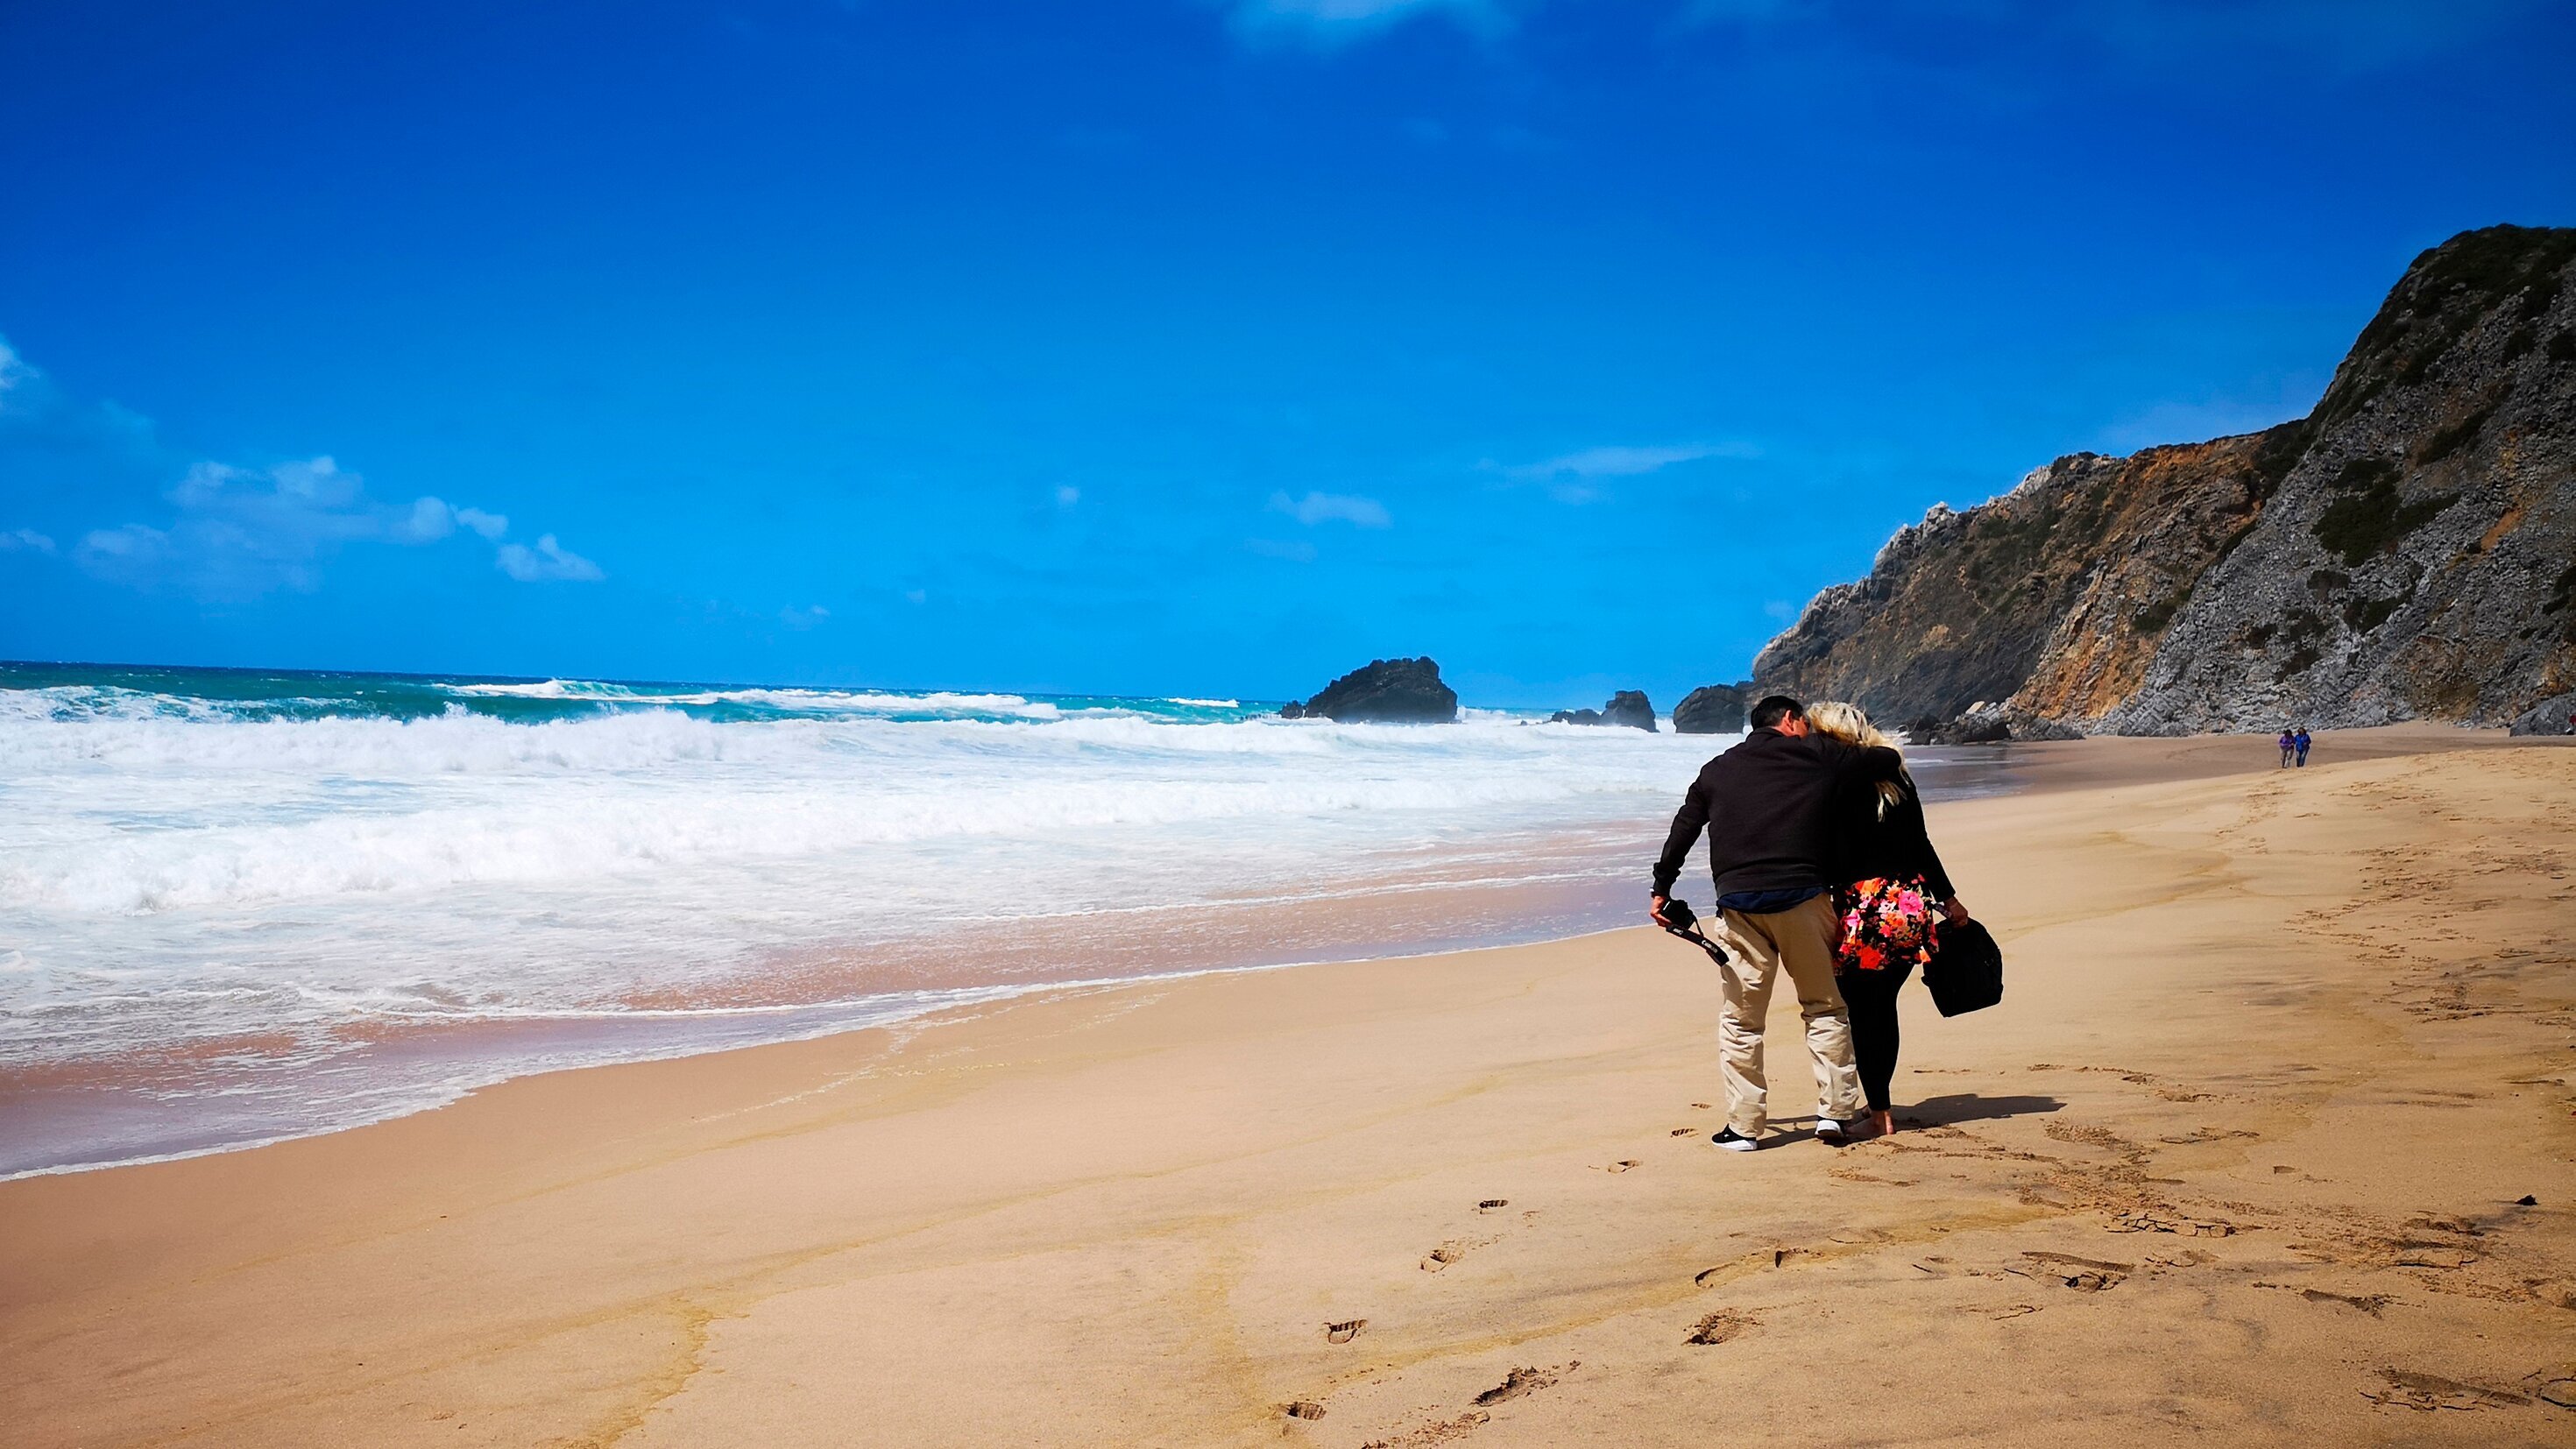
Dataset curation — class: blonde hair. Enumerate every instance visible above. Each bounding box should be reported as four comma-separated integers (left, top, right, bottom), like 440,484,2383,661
1805,700,1906,818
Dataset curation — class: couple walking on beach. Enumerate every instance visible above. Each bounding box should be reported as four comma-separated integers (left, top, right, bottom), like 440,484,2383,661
2277,727,2312,767
1649,695,1965,1149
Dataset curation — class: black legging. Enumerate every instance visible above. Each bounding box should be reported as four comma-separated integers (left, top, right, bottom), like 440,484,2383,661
1838,960,1915,1113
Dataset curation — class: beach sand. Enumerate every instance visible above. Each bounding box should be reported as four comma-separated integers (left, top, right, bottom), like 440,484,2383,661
5,726,2573,1445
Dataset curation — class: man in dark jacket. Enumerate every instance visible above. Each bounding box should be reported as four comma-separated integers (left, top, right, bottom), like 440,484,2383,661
1651,694,1900,1149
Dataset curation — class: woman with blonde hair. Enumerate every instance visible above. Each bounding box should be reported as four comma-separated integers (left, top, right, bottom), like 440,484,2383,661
1805,701,1970,1138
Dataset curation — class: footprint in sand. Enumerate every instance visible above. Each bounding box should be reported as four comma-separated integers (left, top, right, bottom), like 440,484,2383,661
2024,1251,2131,1291
1421,1245,1462,1271
1326,1318,1367,1344
1472,1363,1571,1407
2363,1369,2528,1411
1690,1102,1713,1109
2298,1288,2390,1316
1603,1159,1642,1173
1281,1400,1327,1420
1670,1127,1695,1136
2158,1127,2258,1145
1476,1198,1509,1213
1684,1311,1756,1345
2393,1246,2478,1269
2108,1208,2238,1238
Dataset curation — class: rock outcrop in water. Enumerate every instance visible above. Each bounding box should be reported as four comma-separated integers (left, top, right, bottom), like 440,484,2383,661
1552,690,1659,731
1601,689,1658,731
1285,656,1459,723
1752,224,2576,735
1673,682,1752,735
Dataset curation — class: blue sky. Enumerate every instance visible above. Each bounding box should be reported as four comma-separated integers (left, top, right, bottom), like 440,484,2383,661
3,0,2571,706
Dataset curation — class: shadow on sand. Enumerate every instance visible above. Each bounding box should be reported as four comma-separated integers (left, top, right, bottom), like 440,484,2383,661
1898,1092,2065,1127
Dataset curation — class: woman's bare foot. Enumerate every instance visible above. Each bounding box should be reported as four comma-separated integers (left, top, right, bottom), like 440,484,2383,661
1870,1109,1895,1137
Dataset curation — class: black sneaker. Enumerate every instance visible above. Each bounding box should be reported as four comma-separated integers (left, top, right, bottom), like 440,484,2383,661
1711,1127,1760,1152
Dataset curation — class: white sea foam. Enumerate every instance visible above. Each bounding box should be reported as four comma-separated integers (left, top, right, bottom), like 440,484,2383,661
0,711,1697,915
442,679,1069,716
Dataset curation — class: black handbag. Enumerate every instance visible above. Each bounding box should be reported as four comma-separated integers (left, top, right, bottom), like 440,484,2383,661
1922,918,2003,1017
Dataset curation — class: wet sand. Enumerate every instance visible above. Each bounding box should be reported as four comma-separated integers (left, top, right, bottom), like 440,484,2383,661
4,725,2572,1445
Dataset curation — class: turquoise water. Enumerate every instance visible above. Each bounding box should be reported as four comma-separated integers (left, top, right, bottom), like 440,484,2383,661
0,660,1280,726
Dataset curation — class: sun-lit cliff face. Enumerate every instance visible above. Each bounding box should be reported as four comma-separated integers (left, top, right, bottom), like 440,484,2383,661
1753,224,2576,736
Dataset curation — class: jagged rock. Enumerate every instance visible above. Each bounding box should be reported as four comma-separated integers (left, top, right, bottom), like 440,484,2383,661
1277,700,1305,719
1753,224,2576,734
1601,690,1659,731
1929,703,2085,745
1549,691,1659,730
2509,692,2576,736
1674,682,1752,735
1945,710,2013,745
1293,656,1459,723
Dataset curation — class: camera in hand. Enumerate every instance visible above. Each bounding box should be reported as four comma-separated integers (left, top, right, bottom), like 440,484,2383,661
1657,896,1727,964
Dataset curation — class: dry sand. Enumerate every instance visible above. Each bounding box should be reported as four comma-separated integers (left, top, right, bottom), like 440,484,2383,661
5,726,2574,1446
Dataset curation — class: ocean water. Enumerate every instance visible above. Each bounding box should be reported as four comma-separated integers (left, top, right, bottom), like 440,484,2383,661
0,662,2013,1177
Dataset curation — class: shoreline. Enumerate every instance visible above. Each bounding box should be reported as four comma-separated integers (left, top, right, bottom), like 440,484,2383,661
7,725,2574,1445
0,921,1658,1184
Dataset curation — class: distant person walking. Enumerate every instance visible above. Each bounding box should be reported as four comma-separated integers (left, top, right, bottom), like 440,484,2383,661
2294,727,2312,767
1651,695,1900,1150
1806,702,1970,1139
2278,729,2296,768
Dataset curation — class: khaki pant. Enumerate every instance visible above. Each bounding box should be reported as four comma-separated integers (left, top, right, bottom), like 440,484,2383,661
1708,894,1860,1135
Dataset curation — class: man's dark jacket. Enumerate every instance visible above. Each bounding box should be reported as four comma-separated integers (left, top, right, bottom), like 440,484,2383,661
1651,729,1903,901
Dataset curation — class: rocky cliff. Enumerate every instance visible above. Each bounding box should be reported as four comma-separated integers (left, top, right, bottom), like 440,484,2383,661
1753,224,2576,736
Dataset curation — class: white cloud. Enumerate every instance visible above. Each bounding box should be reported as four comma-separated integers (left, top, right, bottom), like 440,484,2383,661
78,456,414,596
1269,490,1391,527
1504,442,1753,480
0,339,33,406
1056,485,1081,507
0,338,582,597
393,496,459,543
72,453,550,597
75,523,189,584
1215,0,1514,46
780,604,831,630
495,534,605,583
